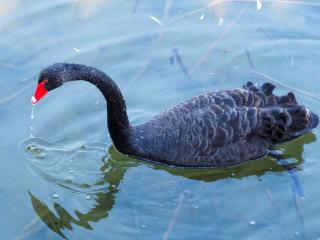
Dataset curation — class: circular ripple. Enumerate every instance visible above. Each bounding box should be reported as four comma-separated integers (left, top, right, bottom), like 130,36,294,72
20,136,110,194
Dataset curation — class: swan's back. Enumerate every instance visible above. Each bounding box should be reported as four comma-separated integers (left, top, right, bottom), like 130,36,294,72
130,82,318,167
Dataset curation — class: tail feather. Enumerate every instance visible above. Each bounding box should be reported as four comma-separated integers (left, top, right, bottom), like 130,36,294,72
261,82,276,96
257,105,318,143
243,81,299,106
244,81,319,142
278,92,298,105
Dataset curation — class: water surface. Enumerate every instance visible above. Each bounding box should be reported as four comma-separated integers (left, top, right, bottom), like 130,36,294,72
1,0,320,239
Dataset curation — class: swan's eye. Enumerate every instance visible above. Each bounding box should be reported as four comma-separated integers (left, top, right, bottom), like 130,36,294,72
31,79,49,105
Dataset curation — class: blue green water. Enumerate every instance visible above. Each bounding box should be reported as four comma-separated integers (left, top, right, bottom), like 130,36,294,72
1,0,320,239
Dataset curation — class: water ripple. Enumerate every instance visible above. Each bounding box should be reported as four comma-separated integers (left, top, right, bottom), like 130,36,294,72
20,136,109,194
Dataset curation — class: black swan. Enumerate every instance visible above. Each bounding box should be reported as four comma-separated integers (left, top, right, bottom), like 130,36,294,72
31,63,318,167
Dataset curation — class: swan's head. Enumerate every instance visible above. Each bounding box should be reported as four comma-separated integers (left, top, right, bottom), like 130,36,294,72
31,63,68,105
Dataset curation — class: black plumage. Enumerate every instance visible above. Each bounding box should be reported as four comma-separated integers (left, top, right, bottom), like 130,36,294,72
34,63,319,167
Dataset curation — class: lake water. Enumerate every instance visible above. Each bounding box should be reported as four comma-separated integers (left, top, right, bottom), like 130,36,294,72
1,0,320,239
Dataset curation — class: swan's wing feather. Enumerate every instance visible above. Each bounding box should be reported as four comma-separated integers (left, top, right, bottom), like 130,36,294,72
133,82,318,167
157,82,317,154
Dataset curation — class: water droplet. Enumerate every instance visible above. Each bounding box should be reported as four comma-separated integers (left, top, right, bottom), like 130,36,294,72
249,220,256,225
85,195,92,200
52,193,59,199
141,224,147,229
30,108,35,137
295,232,299,236
31,108,35,119
217,17,224,26
200,14,205,20
69,169,75,173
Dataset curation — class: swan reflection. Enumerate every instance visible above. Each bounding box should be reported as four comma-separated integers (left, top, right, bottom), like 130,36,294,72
27,132,316,239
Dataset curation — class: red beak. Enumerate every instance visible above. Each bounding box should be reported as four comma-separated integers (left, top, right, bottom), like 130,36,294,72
31,80,48,105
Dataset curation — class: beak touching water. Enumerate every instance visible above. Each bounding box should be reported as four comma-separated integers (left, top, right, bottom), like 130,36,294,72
31,80,48,105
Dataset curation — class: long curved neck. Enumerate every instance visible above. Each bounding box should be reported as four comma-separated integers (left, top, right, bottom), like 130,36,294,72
63,64,132,153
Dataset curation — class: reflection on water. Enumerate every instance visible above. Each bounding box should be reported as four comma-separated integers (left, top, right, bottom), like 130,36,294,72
72,0,107,18
0,0,21,32
28,150,128,239
24,132,316,239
